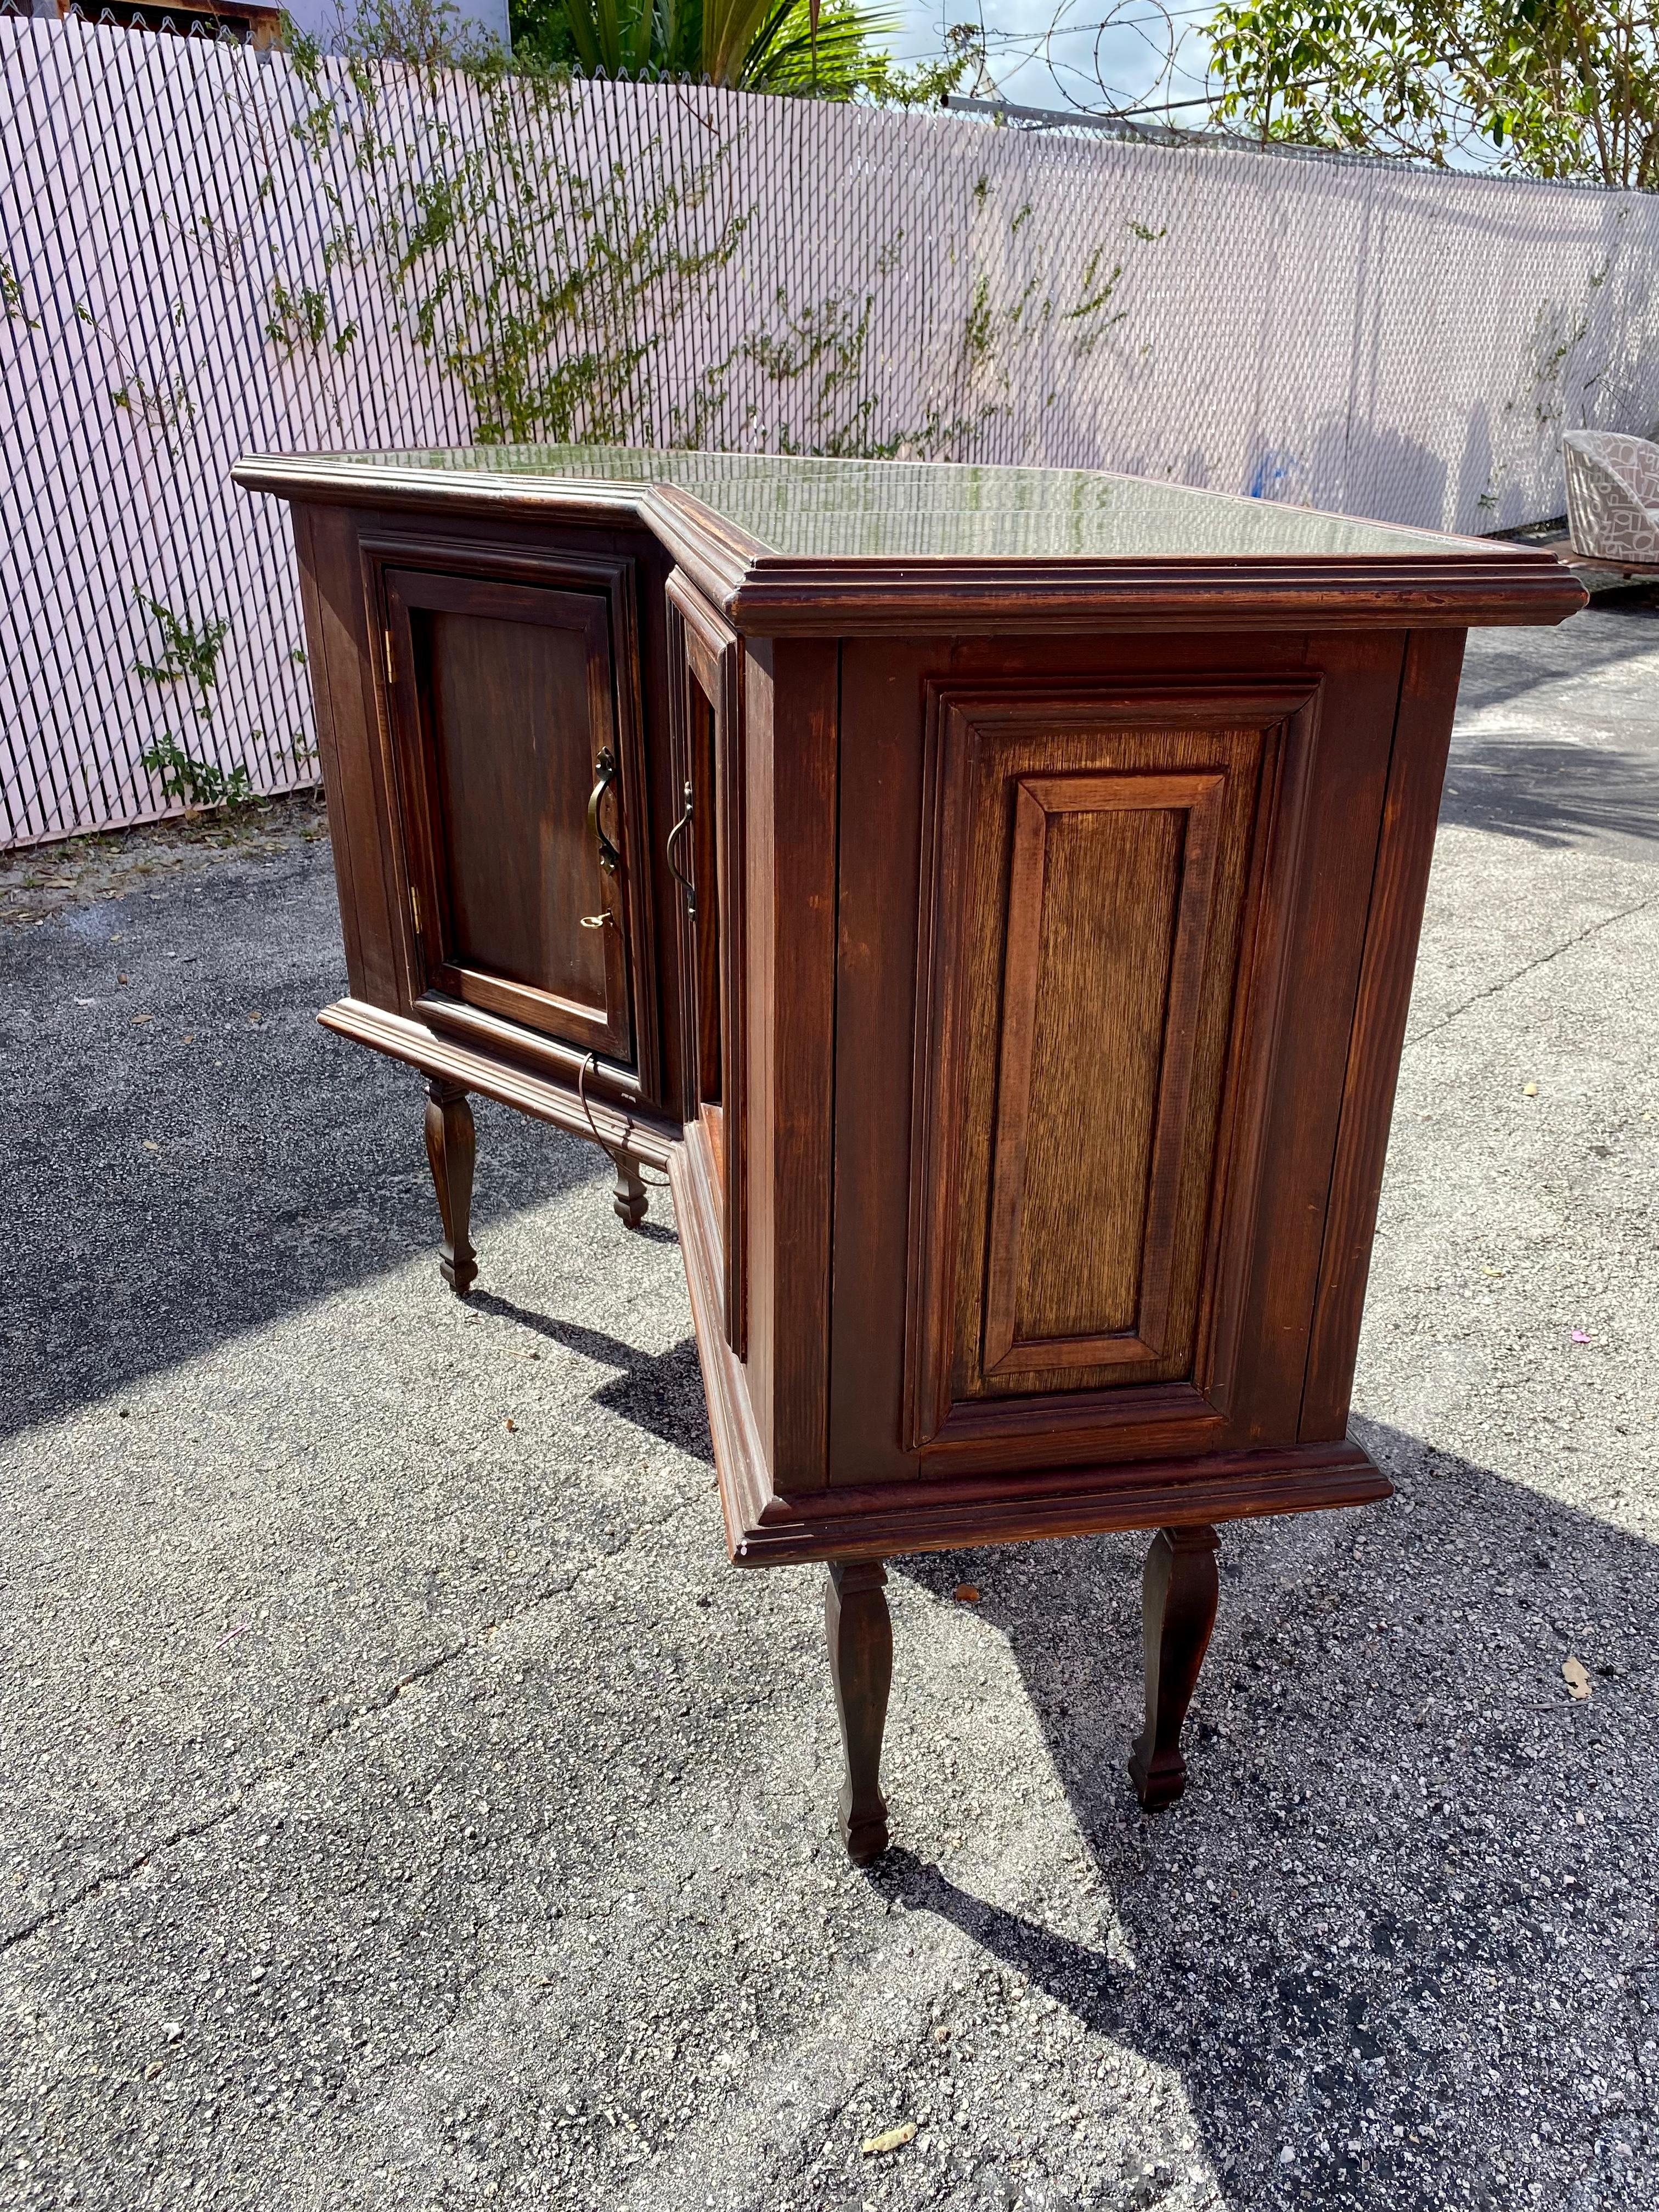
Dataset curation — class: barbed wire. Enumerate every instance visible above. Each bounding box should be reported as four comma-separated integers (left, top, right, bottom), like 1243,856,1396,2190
938,0,1534,176
945,0,1220,126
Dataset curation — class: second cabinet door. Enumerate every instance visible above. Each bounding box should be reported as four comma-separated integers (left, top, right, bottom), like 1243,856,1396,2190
385,567,636,1065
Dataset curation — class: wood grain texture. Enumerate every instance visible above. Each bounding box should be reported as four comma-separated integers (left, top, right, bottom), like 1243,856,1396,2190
411,989,645,1108
983,770,1226,1374
1215,632,1409,1442
673,1109,1390,1564
320,997,678,1167
670,1112,772,1561
350,511,676,1107
710,552,1584,637
383,566,636,1064
907,681,1316,1457
830,635,1320,1492
741,1443,1389,1561
1300,625,1468,1440
828,638,936,1489
667,571,749,1359
742,638,839,1492
291,505,367,1000
294,502,405,1011
269,474,1549,1619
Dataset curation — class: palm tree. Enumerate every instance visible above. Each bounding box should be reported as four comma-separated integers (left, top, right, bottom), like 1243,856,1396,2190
519,0,900,96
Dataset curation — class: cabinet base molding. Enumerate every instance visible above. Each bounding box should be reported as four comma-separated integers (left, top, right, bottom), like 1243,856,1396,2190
321,998,677,1170
673,1123,1389,1567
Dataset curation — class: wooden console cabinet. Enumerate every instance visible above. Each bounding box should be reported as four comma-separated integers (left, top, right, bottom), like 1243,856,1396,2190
236,445,1583,1856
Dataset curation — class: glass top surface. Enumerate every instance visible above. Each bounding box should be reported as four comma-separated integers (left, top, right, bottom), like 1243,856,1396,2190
311,444,1497,562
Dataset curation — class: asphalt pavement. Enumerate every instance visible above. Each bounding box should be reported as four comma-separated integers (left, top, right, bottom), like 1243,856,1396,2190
1,597,1655,2212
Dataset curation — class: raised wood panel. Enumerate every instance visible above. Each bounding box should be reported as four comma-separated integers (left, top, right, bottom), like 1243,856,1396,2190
907,678,1322,1456
358,514,679,1113
984,770,1225,1374
428,603,619,1014
382,565,640,1068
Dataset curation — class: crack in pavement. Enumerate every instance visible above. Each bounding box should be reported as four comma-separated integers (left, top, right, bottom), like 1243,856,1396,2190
0,1481,711,1961
1404,890,1655,1052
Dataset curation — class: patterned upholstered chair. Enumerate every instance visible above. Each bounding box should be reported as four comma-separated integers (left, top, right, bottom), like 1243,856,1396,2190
1563,430,1659,571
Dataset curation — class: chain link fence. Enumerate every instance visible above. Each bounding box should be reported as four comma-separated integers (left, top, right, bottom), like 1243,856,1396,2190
5,14,1657,845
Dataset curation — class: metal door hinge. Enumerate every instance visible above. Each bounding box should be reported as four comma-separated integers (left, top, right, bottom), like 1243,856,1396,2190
410,884,424,939
382,628,395,686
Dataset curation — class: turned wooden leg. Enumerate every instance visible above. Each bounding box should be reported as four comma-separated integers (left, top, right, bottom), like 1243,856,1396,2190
1128,1524,1220,1813
825,1561,892,1865
612,1153,648,1230
423,1077,478,1297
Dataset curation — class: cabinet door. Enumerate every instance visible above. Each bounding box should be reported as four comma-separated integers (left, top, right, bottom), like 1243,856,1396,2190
385,568,635,1064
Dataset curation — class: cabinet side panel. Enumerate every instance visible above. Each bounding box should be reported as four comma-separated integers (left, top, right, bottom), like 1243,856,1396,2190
1223,630,1408,1441
298,502,406,1011
744,648,777,1475
292,504,365,999
829,642,935,1488
1300,627,1466,1440
744,637,838,1493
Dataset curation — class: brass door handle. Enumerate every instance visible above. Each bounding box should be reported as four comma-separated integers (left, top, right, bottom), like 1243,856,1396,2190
666,778,695,918
587,747,622,876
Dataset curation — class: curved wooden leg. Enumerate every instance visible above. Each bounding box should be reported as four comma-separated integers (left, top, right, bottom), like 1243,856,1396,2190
1128,1524,1219,1813
423,1077,478,1297
612,1154,648,1231
825,1562,892,1865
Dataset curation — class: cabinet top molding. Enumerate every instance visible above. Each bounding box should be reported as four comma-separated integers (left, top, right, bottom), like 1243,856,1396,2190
234,443,1586,634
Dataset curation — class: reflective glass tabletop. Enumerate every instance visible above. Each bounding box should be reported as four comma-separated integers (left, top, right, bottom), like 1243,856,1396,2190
313,444,1496,562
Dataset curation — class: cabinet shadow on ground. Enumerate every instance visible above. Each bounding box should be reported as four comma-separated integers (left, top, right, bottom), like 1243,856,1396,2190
1438,735,1659,856
1,1035,625,1449
884,1418,1651,2211
468,1289,714,1464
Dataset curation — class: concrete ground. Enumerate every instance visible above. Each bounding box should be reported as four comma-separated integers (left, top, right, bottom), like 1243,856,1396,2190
1,595,1656,2212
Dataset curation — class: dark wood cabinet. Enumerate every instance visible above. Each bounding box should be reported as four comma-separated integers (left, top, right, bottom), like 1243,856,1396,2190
238,444,1583,1859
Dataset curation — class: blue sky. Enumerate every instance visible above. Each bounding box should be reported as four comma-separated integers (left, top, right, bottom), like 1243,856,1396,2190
888,0,1219,120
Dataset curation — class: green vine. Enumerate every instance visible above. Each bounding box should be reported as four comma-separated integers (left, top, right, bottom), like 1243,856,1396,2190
138,737,255,810
270,25,1147,461
133,594,250,809
133,593,230,724
1,261,37,328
